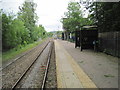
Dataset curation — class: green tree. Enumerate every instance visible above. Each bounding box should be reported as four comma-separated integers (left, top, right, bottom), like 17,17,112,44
32,25,47,41
2,0,48,51
62,1,93,32
18,0,38,42
2,12,13,49
63,2,82,32
88,2,120,32
38,25,47,39
2,12,29,50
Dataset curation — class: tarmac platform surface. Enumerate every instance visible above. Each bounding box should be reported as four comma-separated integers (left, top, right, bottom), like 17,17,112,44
54,40,97,88
55,39,118,88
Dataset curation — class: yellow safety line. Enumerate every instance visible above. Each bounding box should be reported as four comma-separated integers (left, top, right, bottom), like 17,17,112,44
55,41,63,88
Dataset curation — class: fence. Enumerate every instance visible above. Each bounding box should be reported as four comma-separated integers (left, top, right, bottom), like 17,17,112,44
98,31,120,57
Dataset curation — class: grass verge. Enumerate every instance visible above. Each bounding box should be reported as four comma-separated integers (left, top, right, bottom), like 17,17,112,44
2,38,47,63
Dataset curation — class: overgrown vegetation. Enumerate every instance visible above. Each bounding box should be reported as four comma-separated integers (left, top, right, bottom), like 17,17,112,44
2,0,50,61
61,1,120,33
2,0,47,51
2,39,46,62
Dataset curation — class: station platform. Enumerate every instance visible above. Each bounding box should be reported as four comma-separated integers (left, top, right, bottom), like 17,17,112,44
54,40,97,88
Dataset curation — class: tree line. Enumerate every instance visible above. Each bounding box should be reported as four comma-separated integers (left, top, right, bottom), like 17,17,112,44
2,1,47,51
61,1,120,33
88,2,120,32
61,1,93,33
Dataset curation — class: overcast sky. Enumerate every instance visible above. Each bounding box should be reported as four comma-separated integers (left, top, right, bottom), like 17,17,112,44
2,0,88,32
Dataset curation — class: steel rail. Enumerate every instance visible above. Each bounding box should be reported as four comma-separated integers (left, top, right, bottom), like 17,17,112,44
1,41,49,71
41,41,53,90
11,41,50,89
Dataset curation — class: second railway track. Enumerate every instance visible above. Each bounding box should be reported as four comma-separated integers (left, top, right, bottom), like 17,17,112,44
2,40,54,89
1,39,50,71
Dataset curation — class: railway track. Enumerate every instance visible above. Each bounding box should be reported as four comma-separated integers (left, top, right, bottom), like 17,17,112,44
1,47,36,71
1,40,49,71
2,39,54,89
41,41,53,89
10,41,53,89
